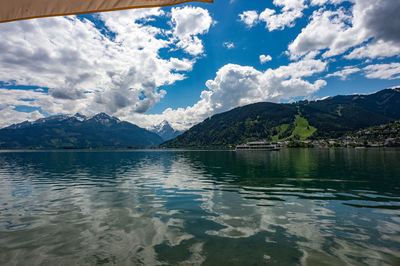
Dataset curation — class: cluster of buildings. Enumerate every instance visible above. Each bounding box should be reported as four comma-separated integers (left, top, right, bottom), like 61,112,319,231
234,121,400,149
277,121,400,148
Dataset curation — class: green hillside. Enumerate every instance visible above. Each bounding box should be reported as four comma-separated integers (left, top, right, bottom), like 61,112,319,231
163,88,400,148
164,102,298,148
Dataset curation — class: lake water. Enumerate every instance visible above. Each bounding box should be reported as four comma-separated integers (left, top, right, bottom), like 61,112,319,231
0,149,399,265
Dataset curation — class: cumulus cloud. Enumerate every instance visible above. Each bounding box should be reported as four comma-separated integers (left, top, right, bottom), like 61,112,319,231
363,63,400,80
273,0,308,11
171,6,213,56
326,63,400,80
0,7,213,127
0,89,47,109
240,0,400,60
288,8,363,59
362,0,400,44
288,0,400,60
0,106,44,128
238,11,259,28
169,58,195,72
259,54,272,64
128,59,327,130
259,8,303,31
345,40,400,60
239,6,303,32
239,0,339,31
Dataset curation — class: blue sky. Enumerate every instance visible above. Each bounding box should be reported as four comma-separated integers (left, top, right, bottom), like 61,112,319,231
150,0,400,114
0,0,399,129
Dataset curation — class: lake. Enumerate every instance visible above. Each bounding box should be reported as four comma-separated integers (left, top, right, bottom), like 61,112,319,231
0,149,399,265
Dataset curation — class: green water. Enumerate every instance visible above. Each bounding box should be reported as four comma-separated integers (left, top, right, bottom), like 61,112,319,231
0,149,399,265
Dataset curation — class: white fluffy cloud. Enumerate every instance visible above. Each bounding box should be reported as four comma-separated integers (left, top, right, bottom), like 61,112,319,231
259,8,303,31
239,0,343,31
0,7,214,127
273,0,307,11
239,6,303,31
259,55,272,64
327,63,400,80
288,8,364,59
346,40,400,60
363,63,400,80
129,59,327,130
204,60,326,110
171,6,213,56
0,106,44,128
239,0,400,61
288,0,400,60
238,11,259,28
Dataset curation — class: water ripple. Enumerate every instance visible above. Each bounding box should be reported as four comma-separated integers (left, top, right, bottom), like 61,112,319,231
0,149,399,265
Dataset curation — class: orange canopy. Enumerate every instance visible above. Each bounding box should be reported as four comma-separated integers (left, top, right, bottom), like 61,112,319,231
0,0,213,23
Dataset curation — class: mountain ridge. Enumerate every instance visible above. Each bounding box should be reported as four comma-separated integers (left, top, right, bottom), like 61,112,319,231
163,88,400,148
0,113,163,149
2,88,399,149
4,112,119,130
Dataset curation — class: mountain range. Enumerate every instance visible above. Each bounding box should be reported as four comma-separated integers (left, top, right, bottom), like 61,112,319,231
1,88,399,149
163,88,400,148
0,113,163,149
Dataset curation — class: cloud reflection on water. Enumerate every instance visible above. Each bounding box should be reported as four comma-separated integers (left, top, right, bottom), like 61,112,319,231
0,149,399,265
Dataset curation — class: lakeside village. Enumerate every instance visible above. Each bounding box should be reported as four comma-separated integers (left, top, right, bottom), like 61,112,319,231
236,120,400,149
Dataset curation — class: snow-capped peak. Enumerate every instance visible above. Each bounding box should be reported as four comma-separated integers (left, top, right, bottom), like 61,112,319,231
5,121,32,129
149,120,172,132
34,114,70,124
89,113,120,126
159,120,170,127
149,120,184,141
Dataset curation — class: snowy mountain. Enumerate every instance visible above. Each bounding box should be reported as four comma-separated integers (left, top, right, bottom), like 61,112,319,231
149,120,185,141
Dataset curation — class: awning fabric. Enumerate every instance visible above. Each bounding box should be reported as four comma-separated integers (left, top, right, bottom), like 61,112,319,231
0,0,213,23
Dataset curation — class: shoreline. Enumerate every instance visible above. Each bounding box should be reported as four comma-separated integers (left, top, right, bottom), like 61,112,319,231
1,146,399,152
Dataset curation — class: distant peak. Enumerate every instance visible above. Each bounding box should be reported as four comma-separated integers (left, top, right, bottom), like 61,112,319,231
74,113,86,118
89,113,120,126
160,120,171,126
93,112,109,118
74,113,87,121
91,113,119,120
35,114,70,124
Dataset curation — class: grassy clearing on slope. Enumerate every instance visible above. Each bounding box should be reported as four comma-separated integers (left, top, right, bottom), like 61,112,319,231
272,115,316,141
290,115,317,141
271,124,290,141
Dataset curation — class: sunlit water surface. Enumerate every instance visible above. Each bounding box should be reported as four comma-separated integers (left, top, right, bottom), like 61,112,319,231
0,149,399,265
